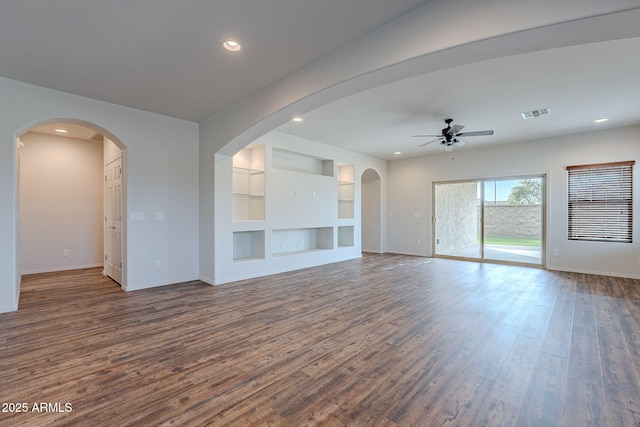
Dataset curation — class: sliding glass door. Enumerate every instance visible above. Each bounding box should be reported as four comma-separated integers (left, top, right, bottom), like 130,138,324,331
434,176,544,266
483,178,543,264
434,181,482,259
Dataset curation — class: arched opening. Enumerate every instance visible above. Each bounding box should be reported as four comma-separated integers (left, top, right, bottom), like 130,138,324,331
15,119,126,306
361,168,382,253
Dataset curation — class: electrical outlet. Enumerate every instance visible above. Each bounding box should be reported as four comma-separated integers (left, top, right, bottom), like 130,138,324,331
417,240,421,245
63,249,70,257
154,259,161,268
553,249,559,257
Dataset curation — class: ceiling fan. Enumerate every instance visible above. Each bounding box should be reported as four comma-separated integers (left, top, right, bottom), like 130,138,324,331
412,118,494,150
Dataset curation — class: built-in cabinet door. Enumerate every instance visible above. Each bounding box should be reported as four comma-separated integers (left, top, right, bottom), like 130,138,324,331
104,156,123,284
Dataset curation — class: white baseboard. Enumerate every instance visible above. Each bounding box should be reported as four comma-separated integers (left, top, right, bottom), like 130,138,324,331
22,263,103,275
547,266,640,280
198,275,216,286
0,302,18,313
124,275,200,292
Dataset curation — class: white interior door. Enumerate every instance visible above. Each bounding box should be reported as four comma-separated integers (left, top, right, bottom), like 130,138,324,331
105,156,123,284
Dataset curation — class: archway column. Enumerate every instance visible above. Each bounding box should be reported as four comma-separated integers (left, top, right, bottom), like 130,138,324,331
361,169,383,253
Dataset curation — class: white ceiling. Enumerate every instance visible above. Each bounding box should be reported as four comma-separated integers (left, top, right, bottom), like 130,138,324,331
0,0,426,123
3,3,640,160
276,37,640,159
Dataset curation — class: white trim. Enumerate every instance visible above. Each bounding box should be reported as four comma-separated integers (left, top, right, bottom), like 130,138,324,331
123,276,201,292
21,264,104,275
547,266,640,280
0,303,18,314
198,275,216,286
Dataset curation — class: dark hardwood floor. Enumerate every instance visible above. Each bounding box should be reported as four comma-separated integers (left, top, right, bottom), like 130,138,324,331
1,254,640,426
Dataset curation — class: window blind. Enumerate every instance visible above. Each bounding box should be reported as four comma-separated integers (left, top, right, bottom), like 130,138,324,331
567,161,634,243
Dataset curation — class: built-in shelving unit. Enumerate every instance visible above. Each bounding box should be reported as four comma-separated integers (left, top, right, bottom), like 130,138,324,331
338,163,354,219
233,145,265,221
233,230,265,261
272,227,334,257
217,131,372,284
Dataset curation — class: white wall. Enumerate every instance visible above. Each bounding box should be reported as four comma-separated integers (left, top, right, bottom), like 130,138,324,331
212,131,386,284
19,132,104,273
387,125,640,278
0,77,199,313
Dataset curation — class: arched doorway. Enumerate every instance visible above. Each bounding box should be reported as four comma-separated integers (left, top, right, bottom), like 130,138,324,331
15,119,126,302
361,168,382,253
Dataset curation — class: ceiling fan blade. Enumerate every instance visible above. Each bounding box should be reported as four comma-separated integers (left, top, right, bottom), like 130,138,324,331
448,124,464,135
411,134,441,138
456,130,494,137
419,138,442,147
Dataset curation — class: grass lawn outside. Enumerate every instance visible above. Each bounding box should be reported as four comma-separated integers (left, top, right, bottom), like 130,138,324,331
483,236,541,247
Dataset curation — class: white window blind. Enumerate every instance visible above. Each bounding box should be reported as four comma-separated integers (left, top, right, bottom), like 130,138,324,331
567,161,634,243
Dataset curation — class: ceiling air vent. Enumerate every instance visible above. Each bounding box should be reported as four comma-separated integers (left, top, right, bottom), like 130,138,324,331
521,107,551,120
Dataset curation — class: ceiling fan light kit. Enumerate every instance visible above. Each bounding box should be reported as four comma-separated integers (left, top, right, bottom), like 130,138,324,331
412,118,494,151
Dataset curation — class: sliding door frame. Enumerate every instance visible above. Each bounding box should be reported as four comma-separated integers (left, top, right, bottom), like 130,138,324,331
432,173,547,268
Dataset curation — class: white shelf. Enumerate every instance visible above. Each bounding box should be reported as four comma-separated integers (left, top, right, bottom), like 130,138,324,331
272,248,330,258
233,145,265,221
232,166,264,175
271,227,334,256
233,193,265,198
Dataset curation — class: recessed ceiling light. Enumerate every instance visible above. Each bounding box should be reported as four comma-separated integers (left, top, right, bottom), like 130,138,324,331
292,117,303,122
394,151,402,155
55,129,68,133
594,118,608,123
223,40,241,52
